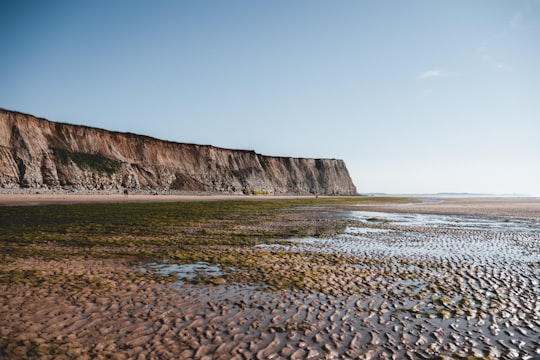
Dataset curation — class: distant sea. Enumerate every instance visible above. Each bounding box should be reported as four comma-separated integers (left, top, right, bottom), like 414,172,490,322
365,193,537,198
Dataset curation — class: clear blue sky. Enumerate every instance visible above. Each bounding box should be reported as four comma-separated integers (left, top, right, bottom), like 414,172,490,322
1,1,539,195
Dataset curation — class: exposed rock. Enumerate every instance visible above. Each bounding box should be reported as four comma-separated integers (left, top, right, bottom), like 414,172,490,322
0,109,357,195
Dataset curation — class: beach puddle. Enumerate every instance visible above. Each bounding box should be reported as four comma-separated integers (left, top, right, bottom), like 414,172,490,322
344,225,393,234
145,261,224,286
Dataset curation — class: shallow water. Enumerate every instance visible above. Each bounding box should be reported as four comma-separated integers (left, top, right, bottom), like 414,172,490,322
277,211,540,265
349,210,540,233
147,261,224,286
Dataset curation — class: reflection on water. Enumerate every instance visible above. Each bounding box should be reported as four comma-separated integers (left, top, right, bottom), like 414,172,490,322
349,210,540,233
270,211,540,266
146,261,223,285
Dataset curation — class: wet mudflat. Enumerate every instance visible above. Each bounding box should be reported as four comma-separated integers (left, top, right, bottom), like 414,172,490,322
1,197,539,359
249,210,540,358
144,209,540,359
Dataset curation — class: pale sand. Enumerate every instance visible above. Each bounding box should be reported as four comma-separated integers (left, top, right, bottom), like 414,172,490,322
0,193,319,206
352,197,540,219
1,196,539,358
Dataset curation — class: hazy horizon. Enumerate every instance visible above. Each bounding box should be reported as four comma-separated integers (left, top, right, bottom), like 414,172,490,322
1,1,539,195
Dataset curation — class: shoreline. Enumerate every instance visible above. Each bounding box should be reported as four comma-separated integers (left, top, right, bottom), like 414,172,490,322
2,191,539,219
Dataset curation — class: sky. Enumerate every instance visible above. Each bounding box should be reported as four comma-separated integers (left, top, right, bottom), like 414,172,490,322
1,1,539,195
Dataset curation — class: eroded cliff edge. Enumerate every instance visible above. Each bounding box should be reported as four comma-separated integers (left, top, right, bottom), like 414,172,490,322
0,109,357,195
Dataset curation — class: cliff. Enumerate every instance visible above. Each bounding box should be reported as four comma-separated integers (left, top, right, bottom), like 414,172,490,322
0,109,357,195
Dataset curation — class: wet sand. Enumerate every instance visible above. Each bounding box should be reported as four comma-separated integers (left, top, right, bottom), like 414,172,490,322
0,192,316,206
353,197,540,219
1,196,539,358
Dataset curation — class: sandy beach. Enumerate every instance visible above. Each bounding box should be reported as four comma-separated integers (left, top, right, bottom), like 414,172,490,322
1,192,539,216
351,196,540,219
0,192,318,206
1,195,539,359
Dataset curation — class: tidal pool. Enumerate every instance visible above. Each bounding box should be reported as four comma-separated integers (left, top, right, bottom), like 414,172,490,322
146,261,224,286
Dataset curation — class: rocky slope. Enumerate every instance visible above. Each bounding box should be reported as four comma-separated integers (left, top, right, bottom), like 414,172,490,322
0,109,357,195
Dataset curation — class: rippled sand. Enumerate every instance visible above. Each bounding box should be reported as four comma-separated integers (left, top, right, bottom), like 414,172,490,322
259,210,540,358
1,197,539,359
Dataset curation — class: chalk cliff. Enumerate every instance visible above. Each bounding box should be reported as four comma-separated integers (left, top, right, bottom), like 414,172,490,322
0,109,357,195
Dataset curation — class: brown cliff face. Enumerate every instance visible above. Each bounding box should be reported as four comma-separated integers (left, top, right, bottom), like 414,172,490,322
0,109,357,195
